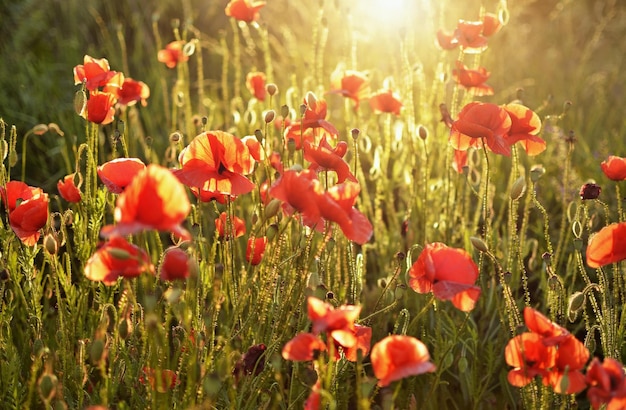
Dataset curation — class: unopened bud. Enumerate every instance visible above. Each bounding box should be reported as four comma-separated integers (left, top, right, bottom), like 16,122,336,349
470,236,489,253
47,123,64,136
266,223,278,241
265,199,281,219
264,110,275,124
44,234,58,255
299,103,307,116
254,129,264,142
530,165,545,182
416,124,428,140
74,89,87,115
568,291,585,315
90,339,106,364
281,105,290,119
38,373,58,402
351,128,360,140
266,83,278,96
510,176,526,200
32,124,49,135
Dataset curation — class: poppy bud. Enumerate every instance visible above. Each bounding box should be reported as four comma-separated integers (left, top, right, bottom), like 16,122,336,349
47,123,64,136
281,104,290,119
266,223,278,241
74,88,86,115
254,129,264,142
395,283,406,300
44,234,58,255
32,124,49,135
351,128,360,140
107,247,132,260
416,124,428,140
568,291,585,315
9,148,18,167
470,236,489,253
299,103,307,116
287,139,296,157
265,199,281,219
264,110,275,124
573,238,583,251
1,140,7,161
118,318,132,340
579,183,601,200
530,165,545,182
503,271,512,284
90,339,106,365
266,83,278,96
38,373,58,403
510,176,526,200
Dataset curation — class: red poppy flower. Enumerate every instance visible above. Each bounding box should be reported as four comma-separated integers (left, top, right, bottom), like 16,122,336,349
97,158,146,194
371,335,436,387
452,61,494,96
215,211,246,239
100,164,191,240
450,101,512,156
159,247,191,281
317,181,373,245
340,324,372,362
601,156,626,181
246,71,266,101
246,236,267,265
241,135,264,162
523,307,570,345
503,104,545,155
81,91,116,125
408,242,480,312
454,20,488,53
104,73,150,107
304,137,357,183
284,124,320,150
84,236,154,285
281,332,327,361
580,183,602,200
157,40,189,69
73,55,117,91
436,29,458,50
57,173,82,203
140,367,179,393
301,92,339,136
0,181,49,246
269,169,323,223
586,222,626,268
174,130,255,197
543,334,589,394
504,332,556,387
328,65,370,109
586,357,626,410
482,13,502,37
304,380,321,410
225,0,266,23
307,297,361,348
369,89,403,116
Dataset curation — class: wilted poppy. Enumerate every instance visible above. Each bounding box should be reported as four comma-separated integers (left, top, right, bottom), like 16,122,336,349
301,92,339,136
174,130,255,197
100,164,191,240
159,247,191,281
233,343,267,381
504,332,556,387
82,91,116,125
503,103,545,155
140,367,179,393
104,73,150,107
57,173,82,203
281,332,327,361
450,101,512,156
370,335,436,387
408,242,480,311
601,156,626,181
0,181,49,246
225,0,266,23
586,222,626,268
157,41,189,69
73,55,117,91
369,89,403,116
246,236,267,265
586,357,626,410
97,157,146,193
304,137,357,183
328,65,370,109
215,211,246,239
246,71,266,101
84,236,154,285
452,61,494,96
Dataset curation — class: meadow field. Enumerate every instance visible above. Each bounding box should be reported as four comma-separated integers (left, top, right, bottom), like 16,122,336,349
1,0,626,408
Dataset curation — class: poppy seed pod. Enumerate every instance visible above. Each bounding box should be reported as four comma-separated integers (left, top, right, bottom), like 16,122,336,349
281,104,290,119
264,110,275,123
266,83,278,96
417,124,428,140
351,128,360,140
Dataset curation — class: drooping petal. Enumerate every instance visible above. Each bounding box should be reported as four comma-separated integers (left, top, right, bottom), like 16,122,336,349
586,222,626,268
